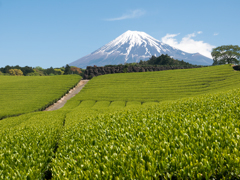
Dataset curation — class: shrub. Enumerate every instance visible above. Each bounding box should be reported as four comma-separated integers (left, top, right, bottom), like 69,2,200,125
9,69,23,76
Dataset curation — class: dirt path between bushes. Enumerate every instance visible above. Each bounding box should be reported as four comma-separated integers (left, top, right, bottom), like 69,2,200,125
44,80,89,111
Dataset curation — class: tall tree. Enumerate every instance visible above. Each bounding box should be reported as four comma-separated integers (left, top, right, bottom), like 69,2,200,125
44,67,55,75
3,65,11,73
212,45,240,65
64,64,71,75
21,66,34,75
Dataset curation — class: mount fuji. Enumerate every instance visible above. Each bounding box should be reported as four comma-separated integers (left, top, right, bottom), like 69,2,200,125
70,30,213,68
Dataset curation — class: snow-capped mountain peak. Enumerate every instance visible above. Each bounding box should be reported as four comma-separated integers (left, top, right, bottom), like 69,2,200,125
108,30,161,47
96,30,168,62
70,30,213,68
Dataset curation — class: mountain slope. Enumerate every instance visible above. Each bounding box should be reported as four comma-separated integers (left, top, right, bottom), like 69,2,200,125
70,30,213,68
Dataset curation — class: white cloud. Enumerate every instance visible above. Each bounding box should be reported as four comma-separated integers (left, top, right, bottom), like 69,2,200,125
161,32,215,58
214,32,219,36
105,9,145,21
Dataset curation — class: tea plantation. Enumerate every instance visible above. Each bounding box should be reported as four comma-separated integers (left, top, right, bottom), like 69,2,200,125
0,75,81,119
76,64,240,102
1,65,240,179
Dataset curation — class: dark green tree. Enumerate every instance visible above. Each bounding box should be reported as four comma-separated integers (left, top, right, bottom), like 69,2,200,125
0,65,34,75
212,45,240,65
21,66,34,75
44,67,55,75
64,64,71,75
2,65,11,73
148,55,157,65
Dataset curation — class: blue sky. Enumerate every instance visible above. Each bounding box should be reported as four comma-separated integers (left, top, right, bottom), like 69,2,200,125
0,0,239,68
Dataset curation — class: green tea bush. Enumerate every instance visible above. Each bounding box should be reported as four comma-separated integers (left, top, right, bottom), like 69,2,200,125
0,111,67,179
0,75,81,119
52,89,240,179
1,65,240,179
76,65,240,102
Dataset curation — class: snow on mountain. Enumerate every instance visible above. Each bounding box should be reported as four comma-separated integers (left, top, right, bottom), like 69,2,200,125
70,30,213,68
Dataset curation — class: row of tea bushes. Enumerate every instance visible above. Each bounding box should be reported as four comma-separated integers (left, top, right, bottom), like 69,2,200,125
51,88,240,179
76,65,240,102
0,75,81,119
0,111,67,179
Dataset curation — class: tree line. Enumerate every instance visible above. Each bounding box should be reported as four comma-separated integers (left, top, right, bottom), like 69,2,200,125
0,65,83,76
105,54,198,68
1,44,239,76
139,54,194,66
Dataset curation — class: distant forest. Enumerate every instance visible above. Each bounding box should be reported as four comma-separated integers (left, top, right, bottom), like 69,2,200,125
105,54,198,67
139,54,194,66
0,65,84,76
0,54,200,76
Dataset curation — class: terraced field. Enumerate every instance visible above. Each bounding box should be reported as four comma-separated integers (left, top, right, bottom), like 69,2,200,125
61,65,240,109
1,65,240,179
72,65,240,103
0,75,81,119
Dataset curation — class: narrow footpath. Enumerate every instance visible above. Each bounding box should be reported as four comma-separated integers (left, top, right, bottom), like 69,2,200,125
44,80,89,111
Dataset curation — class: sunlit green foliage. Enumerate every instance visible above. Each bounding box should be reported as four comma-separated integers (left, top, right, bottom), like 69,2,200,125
77,65,240,102
78,100,96,108
0,111,67,179
1,65,240,179
0,75,81,119
212,45,240,65
52,88,240,179
60,98,81,110
92,101,110,109
109,101,126,108
126,101,141,107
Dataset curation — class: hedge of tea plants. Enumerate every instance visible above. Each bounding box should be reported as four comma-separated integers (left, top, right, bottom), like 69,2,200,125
51,88,240,179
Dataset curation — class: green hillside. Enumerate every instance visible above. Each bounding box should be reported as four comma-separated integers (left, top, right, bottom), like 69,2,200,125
0,75,81,119
1,65,240,179
75,65,240,102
